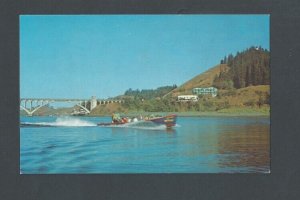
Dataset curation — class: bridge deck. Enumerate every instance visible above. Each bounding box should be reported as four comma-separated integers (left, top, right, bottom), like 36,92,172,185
20,98,105,101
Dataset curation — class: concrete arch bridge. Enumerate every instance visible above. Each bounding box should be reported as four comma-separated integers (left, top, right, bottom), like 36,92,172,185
20,97,124,116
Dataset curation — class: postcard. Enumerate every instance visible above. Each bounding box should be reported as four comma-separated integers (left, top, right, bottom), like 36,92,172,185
20,15,270,174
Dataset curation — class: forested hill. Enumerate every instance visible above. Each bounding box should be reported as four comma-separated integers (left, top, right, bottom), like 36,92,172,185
123,85,177,100
213,46,270,89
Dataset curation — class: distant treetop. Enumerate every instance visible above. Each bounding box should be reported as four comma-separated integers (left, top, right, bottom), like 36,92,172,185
124,85,177,99
215,46,270,89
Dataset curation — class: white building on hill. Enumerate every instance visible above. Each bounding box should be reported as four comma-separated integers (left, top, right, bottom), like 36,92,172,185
192,87,218,97
177,95,199,102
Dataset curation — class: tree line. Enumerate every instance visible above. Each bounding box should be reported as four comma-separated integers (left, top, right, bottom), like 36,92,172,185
124,85,177,100
214,46,270,89
121,94,269,113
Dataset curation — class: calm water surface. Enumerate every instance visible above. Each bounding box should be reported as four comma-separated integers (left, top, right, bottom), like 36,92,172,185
20,116,270,173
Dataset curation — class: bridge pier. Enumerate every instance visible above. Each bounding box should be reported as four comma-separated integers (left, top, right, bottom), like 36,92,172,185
90,96,97,110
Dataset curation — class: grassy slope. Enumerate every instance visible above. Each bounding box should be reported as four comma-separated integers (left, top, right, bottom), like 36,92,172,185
89,85,270,116
217,85,269,107
166,64,229,97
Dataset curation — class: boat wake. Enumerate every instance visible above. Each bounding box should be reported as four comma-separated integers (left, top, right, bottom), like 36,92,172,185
20,117,97,127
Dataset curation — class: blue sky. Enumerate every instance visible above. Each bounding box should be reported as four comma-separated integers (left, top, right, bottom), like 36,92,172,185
20,15,269,99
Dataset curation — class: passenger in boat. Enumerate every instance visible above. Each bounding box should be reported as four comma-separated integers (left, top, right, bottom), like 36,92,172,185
139,114,143,120
112,113,121,123
121,117,128,123
132,117,138,122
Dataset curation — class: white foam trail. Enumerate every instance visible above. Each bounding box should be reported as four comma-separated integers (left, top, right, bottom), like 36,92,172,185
174,124,181,128
54,117,96,126
22,117,96,127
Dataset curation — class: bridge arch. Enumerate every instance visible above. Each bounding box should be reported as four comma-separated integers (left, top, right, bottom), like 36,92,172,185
75,103,90,114
20,101,50,116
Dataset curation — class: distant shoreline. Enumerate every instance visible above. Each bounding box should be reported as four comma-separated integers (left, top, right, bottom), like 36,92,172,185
20,107,270,117
89,109,269,117
89,107,270,117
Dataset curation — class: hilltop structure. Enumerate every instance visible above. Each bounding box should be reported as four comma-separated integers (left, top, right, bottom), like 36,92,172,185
192,87,218,97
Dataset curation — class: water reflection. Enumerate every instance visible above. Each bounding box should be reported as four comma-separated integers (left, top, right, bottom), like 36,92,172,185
176,117,270,173
216,125,270,172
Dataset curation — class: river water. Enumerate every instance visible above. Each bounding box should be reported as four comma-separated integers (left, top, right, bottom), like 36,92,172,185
20,116,270,173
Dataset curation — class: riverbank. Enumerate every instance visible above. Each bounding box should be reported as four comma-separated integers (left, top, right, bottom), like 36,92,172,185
88,107,270,117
